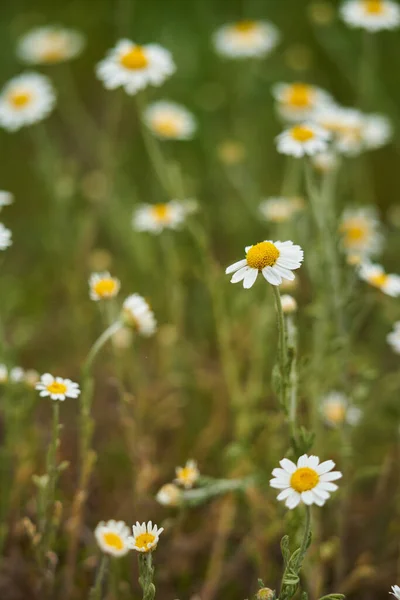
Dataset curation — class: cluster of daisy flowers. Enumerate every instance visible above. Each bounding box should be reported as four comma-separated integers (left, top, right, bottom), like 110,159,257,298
0,190,13,251
0,364,39,387
95,519,164,557
156,459,200,507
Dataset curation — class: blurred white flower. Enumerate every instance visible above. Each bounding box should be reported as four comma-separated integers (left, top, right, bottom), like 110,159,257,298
272,82,333,122
0,72,56,131
122,294,157,337
281,294,297,314
17,26,85,65
95,520,131,557
340,0,400,31
24,369,40,388
89,272,120,301
0,223,12,250
390,585,400,600
128,521,164,553
311,151,338,172
321,391,362,427
175,459,200,489
132,201,187,234
0,191,13,210
36,373,81,401
259,196,304,223
156,483,182,506
339,206,382,260
359,263,400,297
276,123,330,157
9,367,25,383
144,101,196,140
213,20,280,58
387,322,400,354
363,113,392,149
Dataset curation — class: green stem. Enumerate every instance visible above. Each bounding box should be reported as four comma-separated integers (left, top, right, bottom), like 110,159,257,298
83,321,123,377
89,555,109,600
138,552,156,600
297,505,312,571
272,286,288,409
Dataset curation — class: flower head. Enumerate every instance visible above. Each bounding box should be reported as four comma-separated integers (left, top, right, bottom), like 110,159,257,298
95,520,131,557
387,322,400,354
89,272,120,301
96,39,175,95
276,123,330,157
17,26,85,65
272,82,333,122
270,454,342,508
10,367,25,383
339,207,382,260
24,369,40,388
340,0,400,31
363,113,392,149
281,294,297,314
359,263,400,297
311,151,338,172
132,201,187,234
390,585,400,600
0,223,12,250
226,240,303,288
0,191,13,211
259,197,304,223
36,373,81,401
175,460,200,489
156,483,182,506
0,72,56,131
122,294,157,336
144,101,196,140
213,20,280,59
128,521,164,553
321,392,362,427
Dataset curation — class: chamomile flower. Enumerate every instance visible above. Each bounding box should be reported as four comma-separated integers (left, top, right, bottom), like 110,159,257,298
96,39,175,95
272,82,333,122
35,373,81,401
0,223,12,250
132,201,186,234
24,369,40,388
281,294,297,314
213,20,280,58
339,207,382,260
10,367,25,383
226,240,304,288
270,454,342,508
387,322,400,354
17,26,85,65
94,520,131,557
340,0,400,31
122,294,157,337
390,585,400,600
156,483,182,506
128,521,164,553
0,365,8,383
311,151,338,172
321,392,362,427
0,72,56,131
314,106,365,155
359,263,400,297
89,272,120,301
144,101,196,140
0,191,13,210
175,460,200,489
259,197,304,223
276,123,330,157
363,113,392,149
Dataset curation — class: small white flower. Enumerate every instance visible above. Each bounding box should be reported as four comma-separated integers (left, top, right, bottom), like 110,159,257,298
311,151,338,172
340,0,400,31
95,520,131,557
359,263,400,297
0,191,13,210
175,460,200,489
156,483,182,506
321,391,362,427
96,39,175,95
0,364,8,383
270,454,342,508
128,521,164,553
24,369,40,387
281,294,297,314
132,201,187,234
89,272,120,301
144,101,196,140
339,206,382,260
0,72,56,131
0,223,12,250
9,367,25,383
363,113,392,149
276,123,330,157
387,322,400,354
17,26,85,65
122,294,157,337
259,197,304,223
35,373,81,401
226,240,304,288
390,585,400,600
272,82,333,122
213,20,280,58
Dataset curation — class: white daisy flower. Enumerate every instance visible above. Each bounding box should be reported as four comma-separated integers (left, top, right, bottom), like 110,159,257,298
0,223,12,250
9,367,25,383
35,373,81,401
359,263,400,297
311,151,338,172
387,322,400,354
94,520,131,557
339,207,382,260
0,72,56,132
270,454,342,508
96,39,175,95
122,294,157,337
363,113,392,149
314,106,365,156
132,201,186,234
175,459,200,489
213,20,280,59
272,82,333,122
276,123,330,157
156,483,182,506
281,294,297,314
89,272,121,301
226,240,304,288
390,585,400,600
340,0,400,31
259,197,304,223
0,364,8,383
144,101,196,140
321,391,362,427
0,191,13,210
128,521,164,553
17,26,85,65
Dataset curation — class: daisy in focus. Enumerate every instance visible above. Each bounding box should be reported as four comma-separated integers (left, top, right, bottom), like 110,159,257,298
270,454,342,508
89,272,120,301
259,197,304,223
128,521,164,553
276,123,330,157
339,207,382,261
359,263,400,297
387,322,400,354
213,20,280,58
144,101,196,140
17,26,85,65
321,391,362,427
175,460,200,489
226,240,304,288
272,82,333,122
391,586,400,600
0,223,12,250
122,294,157,337
0,191,13,211
95,520,131,557
132,201,187,234
156,483,182,506
35,373,81,401
0,73,56,131
96,39,175,95
340,0,400,31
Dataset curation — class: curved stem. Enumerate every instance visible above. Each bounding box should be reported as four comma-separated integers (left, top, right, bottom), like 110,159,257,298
83,320,123,376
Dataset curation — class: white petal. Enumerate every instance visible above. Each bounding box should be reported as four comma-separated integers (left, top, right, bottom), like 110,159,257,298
317,460,335,474
277,487,293,500
270,478,290,489
231,266,249,283
272,467,291,480
273,264,295,280
307,455,320,469
226,259,247,274
279,458,297,473
297,454,309,468
318,481,338,492
285,491,301,509
320,471,342,482
243,268,258,289
301,490,315,505
262,266,282,285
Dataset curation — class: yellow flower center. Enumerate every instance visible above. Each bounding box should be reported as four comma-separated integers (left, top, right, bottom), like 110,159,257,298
103,532,124,551
363,0,384,14
8,90,32,109
234,20,257,33
325,403,346,424
291,125,315,142
93,278,118,298
369,272,388,288
46,381,68,395
177,466,196,482
343,224,367,244
120,46,149,70
135,532,156,551
285,84,313,109
290,467,319,493
246,242,280,270
152,116,180,137
151,203,171,223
